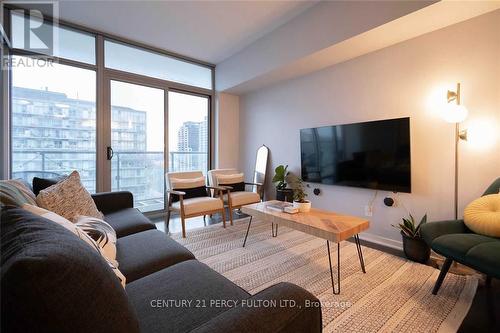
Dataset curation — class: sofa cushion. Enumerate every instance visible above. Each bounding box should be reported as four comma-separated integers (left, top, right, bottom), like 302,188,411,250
22,204,104,250
104,208,156,238
126,260,249,333
22,204,125,286
116,229,195,283
36,171,104,222
224,191,261,207
172,196,223,215
432,233,498,262
466,242,500,278
1,207,139,333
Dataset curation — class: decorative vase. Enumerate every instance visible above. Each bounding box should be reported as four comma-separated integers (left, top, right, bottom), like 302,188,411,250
293,200,311,213
401,232,431,263
276,188,294,202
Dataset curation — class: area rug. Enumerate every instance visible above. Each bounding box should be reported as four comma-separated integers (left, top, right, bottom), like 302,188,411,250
171,218,477,333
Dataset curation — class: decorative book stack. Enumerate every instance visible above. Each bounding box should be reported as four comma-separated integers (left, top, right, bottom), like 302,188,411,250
266,202,298,214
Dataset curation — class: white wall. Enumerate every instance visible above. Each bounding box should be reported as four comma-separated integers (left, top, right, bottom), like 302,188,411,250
239,10,500,248
215,93,240,169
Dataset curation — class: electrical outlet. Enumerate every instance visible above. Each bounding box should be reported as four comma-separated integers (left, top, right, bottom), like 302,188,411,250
364,205,373,217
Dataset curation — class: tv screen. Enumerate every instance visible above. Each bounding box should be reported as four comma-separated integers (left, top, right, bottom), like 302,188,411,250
300,117,411,192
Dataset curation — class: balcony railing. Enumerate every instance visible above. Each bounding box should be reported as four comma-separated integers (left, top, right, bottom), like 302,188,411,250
12,149,208,212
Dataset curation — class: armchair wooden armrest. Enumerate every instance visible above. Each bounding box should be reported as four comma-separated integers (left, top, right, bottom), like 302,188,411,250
206,185,228,198
167,189,186,196
206,185,227,191
216,185,233,191
245,182,263,187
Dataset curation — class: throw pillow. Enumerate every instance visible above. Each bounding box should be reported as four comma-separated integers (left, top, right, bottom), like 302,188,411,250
0,179,37,207
464,194,500,238
22,204,125,286
75,216,118,267
218,181,246,192
36,170,103,222
170,177,207,202
33,175,67,196
215,173,246,192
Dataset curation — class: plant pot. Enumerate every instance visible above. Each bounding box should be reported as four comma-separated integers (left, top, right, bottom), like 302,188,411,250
401,232,431,263
276,188,293,202
293,200,311,213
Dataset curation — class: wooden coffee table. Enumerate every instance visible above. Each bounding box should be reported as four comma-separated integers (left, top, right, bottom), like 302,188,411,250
241,200,370,294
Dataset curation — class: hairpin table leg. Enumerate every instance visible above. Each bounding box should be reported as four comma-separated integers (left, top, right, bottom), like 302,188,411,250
327,240,341,294
354,234,366,273
242,216,253,247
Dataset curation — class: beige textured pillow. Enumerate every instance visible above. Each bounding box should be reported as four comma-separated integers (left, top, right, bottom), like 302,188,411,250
22,204,125,286
36,170,103,222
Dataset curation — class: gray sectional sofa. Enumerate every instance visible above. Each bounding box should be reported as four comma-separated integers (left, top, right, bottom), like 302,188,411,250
1,188,322,333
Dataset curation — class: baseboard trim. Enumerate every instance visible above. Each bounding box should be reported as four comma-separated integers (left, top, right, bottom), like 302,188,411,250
359,232,403,251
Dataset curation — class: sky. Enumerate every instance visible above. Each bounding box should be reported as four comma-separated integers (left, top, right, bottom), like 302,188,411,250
12,55,208,151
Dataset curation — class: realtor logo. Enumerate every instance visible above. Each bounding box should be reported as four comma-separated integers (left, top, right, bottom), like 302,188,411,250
2,1,59,55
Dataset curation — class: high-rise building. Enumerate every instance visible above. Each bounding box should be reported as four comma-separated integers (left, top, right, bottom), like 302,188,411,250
176,116,208,171
11,87,150,200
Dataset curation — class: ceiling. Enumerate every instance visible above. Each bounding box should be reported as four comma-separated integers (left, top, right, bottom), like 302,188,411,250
50,0,317,64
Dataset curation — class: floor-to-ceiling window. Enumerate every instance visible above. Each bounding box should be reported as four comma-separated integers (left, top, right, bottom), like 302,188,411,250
11,56,97,191
6,7,214,214
110,81,165,212
168,91,209,174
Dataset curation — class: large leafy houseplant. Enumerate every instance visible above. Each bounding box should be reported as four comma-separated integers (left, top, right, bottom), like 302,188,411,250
392,214,430,263
289,175,308,203
272,165,289,190
287,174,311,212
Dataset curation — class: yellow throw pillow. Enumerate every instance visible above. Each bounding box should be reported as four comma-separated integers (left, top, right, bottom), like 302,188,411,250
464,194,500,238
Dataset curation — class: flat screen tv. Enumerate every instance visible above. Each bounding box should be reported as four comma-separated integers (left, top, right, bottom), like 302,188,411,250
300,117,411,192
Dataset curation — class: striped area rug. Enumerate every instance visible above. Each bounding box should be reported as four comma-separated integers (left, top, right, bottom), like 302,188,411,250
171,217,477,333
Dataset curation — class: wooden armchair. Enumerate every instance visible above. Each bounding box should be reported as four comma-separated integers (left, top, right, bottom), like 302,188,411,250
207,169,262,226
166,171,226,238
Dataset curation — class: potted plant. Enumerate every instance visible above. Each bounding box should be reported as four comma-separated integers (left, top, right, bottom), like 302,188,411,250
392,214,430,263
272,165,293,202
289,175,311,212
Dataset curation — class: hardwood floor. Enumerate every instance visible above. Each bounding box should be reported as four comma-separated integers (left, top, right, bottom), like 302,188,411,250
151,215,499,332
150,208,241,234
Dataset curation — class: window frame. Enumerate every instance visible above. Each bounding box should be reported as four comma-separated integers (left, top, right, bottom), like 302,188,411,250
4,5,215,216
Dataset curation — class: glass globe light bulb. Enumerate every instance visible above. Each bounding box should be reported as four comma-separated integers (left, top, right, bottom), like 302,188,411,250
441,103,468,123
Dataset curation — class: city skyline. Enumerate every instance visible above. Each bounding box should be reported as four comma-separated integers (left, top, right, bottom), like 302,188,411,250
11,85,209,212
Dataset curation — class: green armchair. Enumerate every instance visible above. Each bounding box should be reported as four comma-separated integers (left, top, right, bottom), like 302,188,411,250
420,178,500,295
